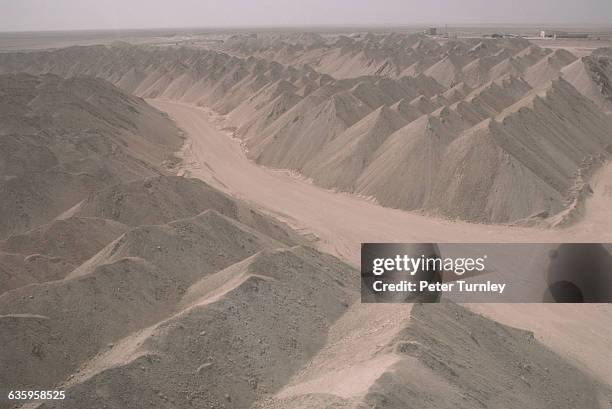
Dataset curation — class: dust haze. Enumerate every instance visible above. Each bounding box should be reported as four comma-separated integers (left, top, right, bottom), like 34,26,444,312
2,0,612,31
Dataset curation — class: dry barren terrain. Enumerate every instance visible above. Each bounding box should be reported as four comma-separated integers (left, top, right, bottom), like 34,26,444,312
1,30,612,408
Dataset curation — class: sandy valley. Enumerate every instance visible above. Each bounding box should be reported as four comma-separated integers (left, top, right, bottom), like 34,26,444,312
151,99,612,264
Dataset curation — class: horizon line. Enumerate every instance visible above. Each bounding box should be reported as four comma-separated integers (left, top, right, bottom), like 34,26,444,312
3,21,612,35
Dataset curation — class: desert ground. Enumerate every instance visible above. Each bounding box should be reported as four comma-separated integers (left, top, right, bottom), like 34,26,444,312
1,26,612,408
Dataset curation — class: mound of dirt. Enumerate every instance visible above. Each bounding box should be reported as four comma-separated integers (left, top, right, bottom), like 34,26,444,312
0,73,182,239
430,79,612,222
257,302,610,408
304,106,407,191
250,91,370,170
1,217,128,266
75,175,304,246
352,78,612,222
525,49,577,87
563,48,612,114
1,242,357,409
0,217,128,293
3,42,611,225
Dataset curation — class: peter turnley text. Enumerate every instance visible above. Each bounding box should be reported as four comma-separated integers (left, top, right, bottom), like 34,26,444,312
371,280,507,295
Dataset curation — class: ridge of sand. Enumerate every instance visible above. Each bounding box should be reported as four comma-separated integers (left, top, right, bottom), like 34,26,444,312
7,44,610,223
0,209,296,391
151,98,612,263
258,303,611,409
524,49,577,87
3,246,357,409
303,105,407,191
562,50,612,114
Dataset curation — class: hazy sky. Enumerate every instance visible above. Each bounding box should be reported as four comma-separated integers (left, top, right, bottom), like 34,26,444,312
2,0,612,31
